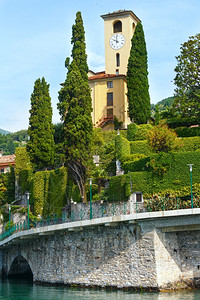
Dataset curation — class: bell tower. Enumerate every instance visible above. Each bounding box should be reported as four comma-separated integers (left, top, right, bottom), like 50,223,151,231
101,10,141,75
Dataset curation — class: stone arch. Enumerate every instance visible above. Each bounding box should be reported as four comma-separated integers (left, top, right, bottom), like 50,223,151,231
8,255,33,279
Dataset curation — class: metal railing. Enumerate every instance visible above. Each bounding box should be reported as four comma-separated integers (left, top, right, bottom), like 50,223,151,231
0,196,199,242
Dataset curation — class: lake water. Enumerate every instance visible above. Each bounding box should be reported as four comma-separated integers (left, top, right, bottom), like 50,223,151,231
1,279,200,300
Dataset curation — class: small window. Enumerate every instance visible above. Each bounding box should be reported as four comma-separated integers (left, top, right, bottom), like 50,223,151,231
136,193,142,203
107,92,113,106
1,169,4,174
107,108,113,118
107,81,113,88
116,53,120,67
113,21,122,33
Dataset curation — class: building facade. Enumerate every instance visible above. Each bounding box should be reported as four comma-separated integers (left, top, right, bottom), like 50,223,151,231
89,10,141,131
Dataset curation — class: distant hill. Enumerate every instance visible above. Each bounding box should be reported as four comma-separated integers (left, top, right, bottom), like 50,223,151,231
0,128,11,135
151,96,175,116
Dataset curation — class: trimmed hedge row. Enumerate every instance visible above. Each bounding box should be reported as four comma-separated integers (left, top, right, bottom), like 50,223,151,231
167,116,199,128
30,167,68,217
175,126,200,137
108,151,200,200
130,140,152,155
127,123,153,141
115,134,130,159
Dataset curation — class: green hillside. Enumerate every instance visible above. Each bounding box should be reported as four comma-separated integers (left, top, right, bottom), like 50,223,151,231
0,128,11,135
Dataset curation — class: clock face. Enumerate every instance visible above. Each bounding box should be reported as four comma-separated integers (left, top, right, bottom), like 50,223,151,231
109,33,125,50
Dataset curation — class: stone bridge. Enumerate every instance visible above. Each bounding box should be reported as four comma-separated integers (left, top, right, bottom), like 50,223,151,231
1,208,200,290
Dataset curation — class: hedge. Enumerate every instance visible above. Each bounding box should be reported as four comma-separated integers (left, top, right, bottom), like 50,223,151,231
175,127,200,137
115,134,130,159
108,151,200,200
107,175,128,202
31,167,68,217
125,151,200,197
127,123,153,141
167,116,199,128
179,137,200,152
130,140,152,155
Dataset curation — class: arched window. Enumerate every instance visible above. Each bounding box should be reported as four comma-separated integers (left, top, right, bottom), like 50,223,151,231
113,21,122,33
116,53,120,67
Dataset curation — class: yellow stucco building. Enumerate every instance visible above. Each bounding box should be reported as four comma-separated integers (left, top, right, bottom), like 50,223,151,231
89,10,141,131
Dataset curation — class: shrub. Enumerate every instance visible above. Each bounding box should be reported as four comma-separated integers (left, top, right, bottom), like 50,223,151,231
167,116,199,128
175,126,200,137
123,157,150,173
127,123,153,141
178,137,200,152
130,140,152,155
107,175,128,202
115,134,130,160
127,123,138,141
147,123,179,153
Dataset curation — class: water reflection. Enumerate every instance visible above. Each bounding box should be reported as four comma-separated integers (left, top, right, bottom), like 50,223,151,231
0,279,200,300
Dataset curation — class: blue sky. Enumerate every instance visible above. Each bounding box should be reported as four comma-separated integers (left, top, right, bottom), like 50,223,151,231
0,0,200,132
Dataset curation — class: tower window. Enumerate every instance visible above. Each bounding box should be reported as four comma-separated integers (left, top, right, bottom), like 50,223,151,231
116,53,120,67
113,21,122,33
107,81,113,88
107,92,113,106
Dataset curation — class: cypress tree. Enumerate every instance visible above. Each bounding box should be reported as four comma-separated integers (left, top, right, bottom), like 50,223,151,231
127,22,151,124
27,77,55,169
58,12,93,202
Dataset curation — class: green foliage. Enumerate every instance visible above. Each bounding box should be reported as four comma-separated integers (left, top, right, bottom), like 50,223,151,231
167,116,199,128
27,77,55,170
107,175,128,202
0,174,7,206
147,123,179,153
113,116,123,130
127,123,138,141
43,167,68,217
144,185,200,211
178,136,200,152
5,220,14,231
127,22,151,124
123,157,150,173
115,134,130,160
5,166,15,203
130,140,152,155
53,123,64,144
124,151,200,197
173,33,200,118
15,147,33,195
58,12,93,202
155,105,160,125
120,154,147,165
151,97,175,117
175,126,200,137
31,167,67,217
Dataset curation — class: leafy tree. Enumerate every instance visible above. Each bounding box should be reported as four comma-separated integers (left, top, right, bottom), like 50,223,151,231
147,123,179,153
173,34,200,118
27,77,55,170
127,22,151,124
0,174,6,206
155,105,160,125
5,166,15,203
58,12,93,202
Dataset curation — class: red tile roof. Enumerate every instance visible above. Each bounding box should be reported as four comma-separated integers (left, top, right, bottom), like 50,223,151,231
88,72,126,81
0,154,16,165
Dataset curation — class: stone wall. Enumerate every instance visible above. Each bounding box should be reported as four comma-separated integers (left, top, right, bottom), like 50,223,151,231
2,222,158,289
2,216,200,289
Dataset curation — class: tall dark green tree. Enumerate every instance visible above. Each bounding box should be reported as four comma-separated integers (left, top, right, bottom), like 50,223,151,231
27,77,55,170
127,22,151,124
173,33,200,118
58,12,93,202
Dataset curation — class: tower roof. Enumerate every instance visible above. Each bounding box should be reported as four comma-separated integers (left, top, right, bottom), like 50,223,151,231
101,10,141,22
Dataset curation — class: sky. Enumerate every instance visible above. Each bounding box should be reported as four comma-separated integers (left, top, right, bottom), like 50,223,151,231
0,0,200,132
